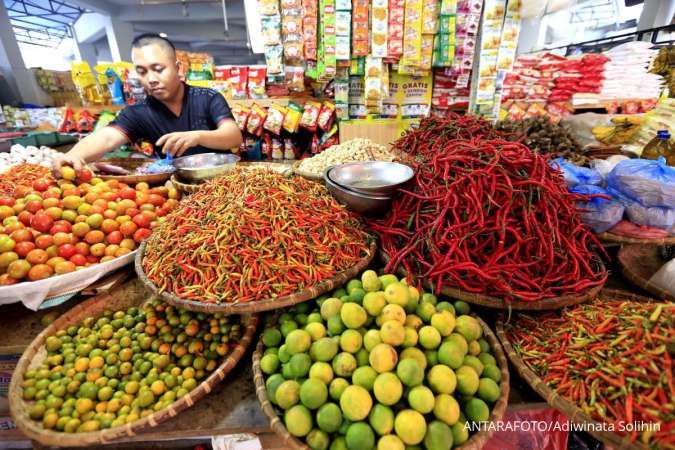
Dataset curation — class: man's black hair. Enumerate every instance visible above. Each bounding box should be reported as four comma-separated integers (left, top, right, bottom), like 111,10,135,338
131,33,176,55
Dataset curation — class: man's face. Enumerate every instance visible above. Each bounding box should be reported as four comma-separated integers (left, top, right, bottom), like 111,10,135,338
132,43,181,102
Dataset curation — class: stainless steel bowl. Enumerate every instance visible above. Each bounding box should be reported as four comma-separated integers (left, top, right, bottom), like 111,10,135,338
328,161,414,195
173,153,241,183
324,170,391,215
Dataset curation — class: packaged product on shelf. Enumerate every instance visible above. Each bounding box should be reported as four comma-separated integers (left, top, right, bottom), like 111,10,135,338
271,138,284,159
440,0,456,14
262,15,282,44
335,80,350,104
336,11,351,35
264,45,284,76
421,0,440,34
336,0,351,8
348,76,368,118
247,66,267,98
214,66,230,81
303,0,319,60
396,72,433,117
227,66,249,99
232,105,251,130
317,101,336,131
263,104,287,134
351,0,369,56
284,66,305,91
300,100,322,131
336,36,351,60
283,102,303,133
247,104,268,136
387,0,405,60
350,57,365,75
284,138,298,159
371,0,389,58
260,0,279,15
402,0,424,67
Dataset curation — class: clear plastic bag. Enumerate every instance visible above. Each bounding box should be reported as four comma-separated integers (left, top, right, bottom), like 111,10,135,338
570,184,625,233
550,158,602,187
624,198,675,231
606,156,675,208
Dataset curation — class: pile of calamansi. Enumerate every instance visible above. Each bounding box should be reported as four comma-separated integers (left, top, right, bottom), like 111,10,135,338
21,299,242,433
258,270,503,450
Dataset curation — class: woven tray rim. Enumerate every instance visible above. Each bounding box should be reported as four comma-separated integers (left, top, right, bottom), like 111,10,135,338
135,240,377,314
8,282,259,447
617,245,675,302
597,232,675,246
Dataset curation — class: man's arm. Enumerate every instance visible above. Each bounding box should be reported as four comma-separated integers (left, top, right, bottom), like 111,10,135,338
54,126,130,172
156,120,243,157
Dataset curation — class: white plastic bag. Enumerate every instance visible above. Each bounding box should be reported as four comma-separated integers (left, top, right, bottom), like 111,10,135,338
649,258,675,297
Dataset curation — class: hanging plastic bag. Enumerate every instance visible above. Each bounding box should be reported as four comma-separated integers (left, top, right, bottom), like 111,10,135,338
550,158,603,187
590,155,629,180
570,184,625,233
606,157,675,208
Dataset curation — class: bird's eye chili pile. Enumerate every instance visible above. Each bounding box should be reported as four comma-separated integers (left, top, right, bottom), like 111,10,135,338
143,169,372,304
505,300,674,447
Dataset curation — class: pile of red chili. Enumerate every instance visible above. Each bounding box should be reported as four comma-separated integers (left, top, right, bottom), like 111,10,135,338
142,169,372,304
505,300,674,447
369,114,607,301
0,163,54,197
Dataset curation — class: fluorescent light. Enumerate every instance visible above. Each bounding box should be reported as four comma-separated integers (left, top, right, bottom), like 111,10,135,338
243,0,264,54
159,32,168,37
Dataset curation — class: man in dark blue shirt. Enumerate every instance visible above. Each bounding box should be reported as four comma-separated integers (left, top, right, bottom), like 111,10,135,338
55,34,243,171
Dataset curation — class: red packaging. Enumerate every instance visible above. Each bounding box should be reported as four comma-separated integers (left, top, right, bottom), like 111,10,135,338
622,100,640,115
228,66,249,99
231,105,251,130
317,101,335,132
640,98,657,112
263,104,287,135
246,104,267,136
214,66,230,81
247,66,267,98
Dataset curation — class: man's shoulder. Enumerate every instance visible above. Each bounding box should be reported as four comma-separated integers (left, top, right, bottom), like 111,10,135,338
188,86,222,99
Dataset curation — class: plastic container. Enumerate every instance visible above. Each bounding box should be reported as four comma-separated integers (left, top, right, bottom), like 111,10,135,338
643,130,675,166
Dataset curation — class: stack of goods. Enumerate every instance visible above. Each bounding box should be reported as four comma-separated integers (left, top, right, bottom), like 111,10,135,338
598,42,664,105
370,114,608,302
258,270,505,449
504,299,674,448
213,66,267,99
231,99,337,160
142,169,372,304
20,298,245,432
552,156,675,237
550,53,608,104
431,0,482,114
0,167,178,285
0,145,61,173
0,164,54,198
496,117,588,165
179,52,215,82
650,46,675,98
32,68,80,106
1,106,33,129
297,138,397,176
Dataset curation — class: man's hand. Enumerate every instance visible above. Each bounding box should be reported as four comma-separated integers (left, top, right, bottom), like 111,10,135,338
53,153,86,175
156,131,202,157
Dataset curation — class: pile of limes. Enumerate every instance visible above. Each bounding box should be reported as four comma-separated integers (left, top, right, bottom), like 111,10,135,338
258,271,503,450
21,299,242,433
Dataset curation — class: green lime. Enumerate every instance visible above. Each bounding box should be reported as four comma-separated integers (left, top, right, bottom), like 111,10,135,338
463,355,484,376
464,398,490,422
339,385,372,421
332,352,357,377
427,365,457,394
276,380,301,410
260,354,280,375
316,402,343,433
368,403,394,435
266,373,286,404
482,365,501,383
321,298,343,320
285,404,313,437
352,366,378,390
309,362,334,385
477,378,501,403
329,377,349,401
290,353,312,378
407,385,435,414
307,429,330,450
433,393,460,425
300,378,328,409
346,422,376,450
262,328,282,347
310,337,339,362
424,420,453,450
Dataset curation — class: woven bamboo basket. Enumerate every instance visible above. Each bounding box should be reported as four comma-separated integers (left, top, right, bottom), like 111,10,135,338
380,252,605,310
597,232,675,246
292,160,324,182
617,244,675,301
95,158,172,186
8,279,259,447
135,240,378,314
252,314,510,450
169,175,200,195
495,289,662,450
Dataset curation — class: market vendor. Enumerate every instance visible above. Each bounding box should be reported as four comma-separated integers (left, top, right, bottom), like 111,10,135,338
55,33,242,171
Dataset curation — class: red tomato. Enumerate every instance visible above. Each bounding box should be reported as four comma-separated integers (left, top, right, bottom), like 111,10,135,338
35,235,54,250
32,179,52,192
74,242,90,256
30,213,54,233
57,244,77,259
15,241,36,258
0,198,15,207
10,229,33,243
53,220,72,232
133,228,152,242
18,211,33,226
126,207,139,218
119,188,136,200
0,274,17,285
77,169,93,183
52,232,72,246
119,221,137,237
42,190,61,200
5,222,25,234
26,249,48,265
132,214,151,229
49,223,71,235
25,200,43,214
106,230,123,245
28,264,53,281
86,255,99,264
147,194,165,207
69,253,87,266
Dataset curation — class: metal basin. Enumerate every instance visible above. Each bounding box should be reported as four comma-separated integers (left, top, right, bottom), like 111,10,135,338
328,161,414,195
173,153,241,183
324,170,391,216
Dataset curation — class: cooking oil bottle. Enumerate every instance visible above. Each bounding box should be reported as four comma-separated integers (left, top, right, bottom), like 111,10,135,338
642,130,675,165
